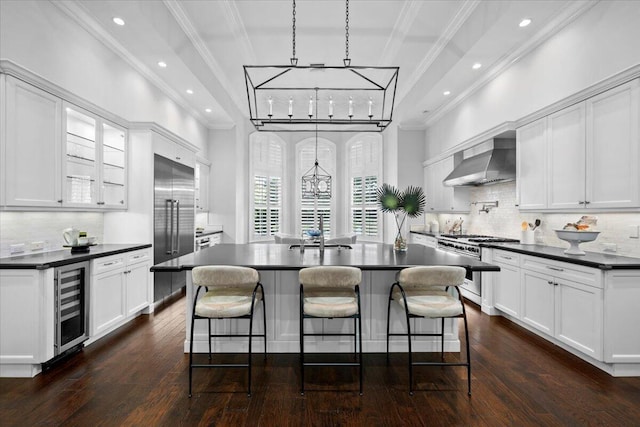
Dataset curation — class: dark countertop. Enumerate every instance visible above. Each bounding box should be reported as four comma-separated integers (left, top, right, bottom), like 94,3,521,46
195,230,223,238
481,242,640,270
0,244,152,270
410,230,441,238
150,243,499,272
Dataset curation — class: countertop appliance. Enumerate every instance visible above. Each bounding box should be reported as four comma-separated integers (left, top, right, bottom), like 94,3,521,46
437,234,519,304
153,154,195,302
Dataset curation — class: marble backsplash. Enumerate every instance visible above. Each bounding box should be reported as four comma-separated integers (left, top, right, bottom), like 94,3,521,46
424,181,640,258
0,212,104,258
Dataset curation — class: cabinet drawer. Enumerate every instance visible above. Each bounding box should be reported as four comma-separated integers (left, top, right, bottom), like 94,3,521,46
493,249,520,267
126,249,151,265
92,254,125,275
521,255,601,288
209,233,221,245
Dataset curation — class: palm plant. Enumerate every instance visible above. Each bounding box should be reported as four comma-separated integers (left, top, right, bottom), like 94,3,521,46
377,184,426,250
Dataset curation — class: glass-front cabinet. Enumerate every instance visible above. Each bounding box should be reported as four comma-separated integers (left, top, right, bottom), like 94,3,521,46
63,104,127,209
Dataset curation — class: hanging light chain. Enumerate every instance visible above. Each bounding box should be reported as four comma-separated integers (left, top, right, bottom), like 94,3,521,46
344,0,350,66
291,0,298,66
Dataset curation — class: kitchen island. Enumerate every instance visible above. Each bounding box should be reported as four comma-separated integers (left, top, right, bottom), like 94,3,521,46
151,243,499,354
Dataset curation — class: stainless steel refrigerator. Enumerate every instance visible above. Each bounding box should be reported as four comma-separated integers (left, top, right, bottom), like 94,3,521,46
153,154,195,302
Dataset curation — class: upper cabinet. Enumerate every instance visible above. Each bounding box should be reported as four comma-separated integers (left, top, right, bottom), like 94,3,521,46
517,78,640,211
1,75,128,210
3,75,63,207
424,156,470,213
63,104,127,209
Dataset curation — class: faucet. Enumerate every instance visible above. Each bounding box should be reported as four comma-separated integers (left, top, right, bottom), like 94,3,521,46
318,215,325,252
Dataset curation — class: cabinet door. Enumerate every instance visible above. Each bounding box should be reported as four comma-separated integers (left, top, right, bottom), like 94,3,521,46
195,162,210,212
126,260,150,315
63,105,99,208
493,262,521,318
101,121,127,209
555,278,603,360
424,163,437,213
4,76,63,207
520,269,554,335
547,103,586,209
516,118,547,210
91,269,126,336
440,156,469,212
586,79,640,208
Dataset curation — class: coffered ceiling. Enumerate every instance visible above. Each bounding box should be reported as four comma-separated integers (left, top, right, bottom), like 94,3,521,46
58,0,593,130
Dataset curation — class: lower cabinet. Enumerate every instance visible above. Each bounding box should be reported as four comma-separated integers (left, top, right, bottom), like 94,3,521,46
90,248,151,340
492,250,521,317
410,233,437,248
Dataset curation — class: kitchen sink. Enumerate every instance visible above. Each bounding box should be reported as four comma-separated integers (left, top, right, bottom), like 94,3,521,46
288,244,352,250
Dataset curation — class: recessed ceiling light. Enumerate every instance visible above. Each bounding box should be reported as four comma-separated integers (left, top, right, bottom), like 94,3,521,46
472,63,482,70
186,89,193,95
157,61,167,68
112,17,125,26
205,108,212,113
519,18,532,27
443,91,451,96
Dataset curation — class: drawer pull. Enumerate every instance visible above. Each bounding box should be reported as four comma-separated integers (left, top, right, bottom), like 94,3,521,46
131,254,143,259
547,280,554,285
546,266,564,272
103,261,116,266
501,256,513,260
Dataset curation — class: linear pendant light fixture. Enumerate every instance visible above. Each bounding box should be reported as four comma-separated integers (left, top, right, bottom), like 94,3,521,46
244,0,399,132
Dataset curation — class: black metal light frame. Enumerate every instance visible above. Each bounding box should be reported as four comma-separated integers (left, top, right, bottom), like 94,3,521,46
244,64,399,133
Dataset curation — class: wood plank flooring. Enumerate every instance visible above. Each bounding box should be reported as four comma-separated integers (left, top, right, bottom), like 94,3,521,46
2,294,640,426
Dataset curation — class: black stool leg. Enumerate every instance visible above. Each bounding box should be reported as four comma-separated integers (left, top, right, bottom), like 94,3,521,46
300,284,305,396
441,317,445,361
405,308,413,396
208,319,212,360
386,292,392,362
263,293,267,360
189,304,197,398
248,307,254,397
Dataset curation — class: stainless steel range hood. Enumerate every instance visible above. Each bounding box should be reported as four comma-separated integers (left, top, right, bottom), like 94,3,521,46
443,138,516,187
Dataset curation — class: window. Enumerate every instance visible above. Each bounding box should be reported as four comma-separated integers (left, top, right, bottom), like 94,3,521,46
296,138,335,235
347,134,382,241
250,133,285,240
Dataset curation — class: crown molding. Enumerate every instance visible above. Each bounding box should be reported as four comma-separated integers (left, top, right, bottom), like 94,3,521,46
164,0,245,116
396,0,480,105
422,121,516,166
220,0,256,64
377,1,423,67
0,59,128,128
196,155,212,166
422,0,597,128
128,122,199,152
51,0,212,128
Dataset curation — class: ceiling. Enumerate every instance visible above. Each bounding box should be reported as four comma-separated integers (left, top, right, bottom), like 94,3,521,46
61,0,590,130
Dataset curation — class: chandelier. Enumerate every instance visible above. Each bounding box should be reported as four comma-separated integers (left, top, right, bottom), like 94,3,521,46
301,88,332,199
244,0,399,133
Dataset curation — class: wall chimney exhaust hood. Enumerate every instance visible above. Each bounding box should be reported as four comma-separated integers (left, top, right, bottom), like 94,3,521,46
443,138,516,187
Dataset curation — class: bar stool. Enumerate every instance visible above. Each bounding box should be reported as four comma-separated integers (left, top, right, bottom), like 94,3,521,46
299,266,363,395
386,266,470,395
188,265,266,397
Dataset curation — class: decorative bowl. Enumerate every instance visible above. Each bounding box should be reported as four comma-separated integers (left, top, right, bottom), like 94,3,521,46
554,230,600,255
306,229,322,237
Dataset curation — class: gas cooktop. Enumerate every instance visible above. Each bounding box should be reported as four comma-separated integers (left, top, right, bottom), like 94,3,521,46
439,234,520,244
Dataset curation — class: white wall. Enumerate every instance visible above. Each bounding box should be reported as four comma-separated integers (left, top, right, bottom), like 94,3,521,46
425,1,640,158
0,0,208,152
398,128,426,230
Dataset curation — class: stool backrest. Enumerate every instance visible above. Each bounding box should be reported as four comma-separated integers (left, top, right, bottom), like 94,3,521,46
299,266,362,290
397,266,466,290
192,265,259,290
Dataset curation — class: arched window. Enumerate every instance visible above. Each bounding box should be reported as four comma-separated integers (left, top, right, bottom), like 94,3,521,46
346,134,383,241
249,133,285,241
296,138,336,235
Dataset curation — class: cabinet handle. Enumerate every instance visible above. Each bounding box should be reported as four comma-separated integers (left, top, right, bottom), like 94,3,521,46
57,199,63,203
176,156,181,160
103,261,115,266
97,201,105,205
546,266,564,272
120,200,124,204
554,282,558,286
131,254,143,259
584,201,591,205
501,256,513,260
547,280,554,285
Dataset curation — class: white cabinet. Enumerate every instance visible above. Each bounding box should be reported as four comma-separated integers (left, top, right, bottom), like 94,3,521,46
491,250,521,317
517,78,640,211
154,133,195,168
424,157,469,213
90,248,151,339
195,161,210,212
604,270,640,364
411,233,437,248
1,76,128,210
516,118,547,210
63,104,128,209
3,75,63,207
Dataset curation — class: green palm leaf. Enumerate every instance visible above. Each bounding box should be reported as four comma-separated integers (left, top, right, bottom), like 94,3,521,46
400,185,425,217
377,183,402,213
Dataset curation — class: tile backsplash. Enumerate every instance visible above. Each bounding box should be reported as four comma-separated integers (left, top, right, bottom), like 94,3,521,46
425,181,640,258
0,212,104,258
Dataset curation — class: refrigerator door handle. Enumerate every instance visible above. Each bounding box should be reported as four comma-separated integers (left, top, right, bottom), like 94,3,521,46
175,200,180,254
166,199,174,254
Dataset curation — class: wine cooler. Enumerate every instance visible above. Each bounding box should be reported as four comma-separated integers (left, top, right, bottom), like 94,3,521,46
54,262,90,355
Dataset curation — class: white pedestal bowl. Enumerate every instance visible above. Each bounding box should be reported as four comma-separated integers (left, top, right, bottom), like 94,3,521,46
555,230,600,255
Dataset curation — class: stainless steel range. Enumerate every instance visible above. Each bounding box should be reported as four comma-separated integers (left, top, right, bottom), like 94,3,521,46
437,234,519,305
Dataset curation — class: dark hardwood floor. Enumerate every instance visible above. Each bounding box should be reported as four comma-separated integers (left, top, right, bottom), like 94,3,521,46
2,294,640,426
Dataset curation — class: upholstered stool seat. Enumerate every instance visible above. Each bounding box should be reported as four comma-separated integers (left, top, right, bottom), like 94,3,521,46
386,265,471,395
189,265,266,397
299,266,363,395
